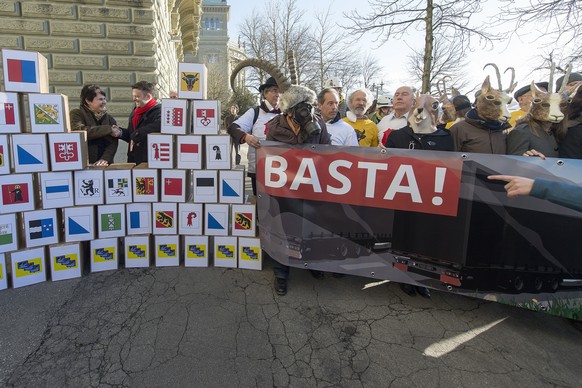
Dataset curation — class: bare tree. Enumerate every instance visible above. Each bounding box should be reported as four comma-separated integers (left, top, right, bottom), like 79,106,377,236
497,0,582,66
361,53,383,89
406,39,470,93
345,0,498,93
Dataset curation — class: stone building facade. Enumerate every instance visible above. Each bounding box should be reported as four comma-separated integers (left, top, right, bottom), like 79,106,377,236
0,0,203,127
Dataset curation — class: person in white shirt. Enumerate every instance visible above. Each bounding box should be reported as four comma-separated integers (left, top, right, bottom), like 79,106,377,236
317,88,358,146
227,77,281,195
377,86,414,145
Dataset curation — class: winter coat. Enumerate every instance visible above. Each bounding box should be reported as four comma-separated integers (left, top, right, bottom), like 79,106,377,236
121,103,162,164
506,123,559,157
385,125,454,151
449,109,510,154
70,105,118,164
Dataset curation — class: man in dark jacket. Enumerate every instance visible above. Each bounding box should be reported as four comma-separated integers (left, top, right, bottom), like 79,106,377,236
265,85,331,296
120,81,161,164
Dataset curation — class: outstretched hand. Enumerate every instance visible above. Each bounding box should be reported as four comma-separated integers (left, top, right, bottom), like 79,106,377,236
488,175,534,198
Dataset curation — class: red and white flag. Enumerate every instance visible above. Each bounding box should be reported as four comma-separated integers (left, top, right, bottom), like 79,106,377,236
54,142,79,162
164,107,183,127
179,143,199,162
151,143,171,161
0,103,15,125
164,178,183,196
196,109,216,127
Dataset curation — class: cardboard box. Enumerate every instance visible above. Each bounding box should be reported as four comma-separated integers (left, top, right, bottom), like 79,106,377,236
219,170,245,204
214,236,237,268
11,247,47,288
0,173,35,213
193,169,217,203
126,203,152,235
192,100,220,135
49,242,82,281
132,163,159,203
178,203,203,235
0,92,23,133
48,132,87,171
0,253,7,290
231,204,256,237
184,235,209,267
104,165,133,204
152,202,177,235
28,93,70,133
124,235,150,268
238,237,262,271
2,49,49,94
11,133,49,173
97,204,125,239
147,133,174,169
74,168,104,205
161,169,186,202
178,62,207,100
90,237,118,272
154,235,179,267
161,98,189,134
0,213,18,253
205,203,229,236
23,208,59,248
205,135,231,169
39,171,74,209
64,205,95,242
176,135,202,170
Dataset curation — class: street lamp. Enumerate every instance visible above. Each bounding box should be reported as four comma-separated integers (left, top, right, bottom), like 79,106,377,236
371,81,384,100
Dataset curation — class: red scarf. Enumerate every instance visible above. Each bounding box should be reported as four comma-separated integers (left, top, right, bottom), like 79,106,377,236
131,98,156,130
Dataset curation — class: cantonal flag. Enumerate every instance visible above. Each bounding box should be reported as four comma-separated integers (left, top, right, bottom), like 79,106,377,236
196,109,215,119
164,178,183,196
1,183,29,205
0,223,13,246
179,143,199,162
7,59,37,83
0,103,16,125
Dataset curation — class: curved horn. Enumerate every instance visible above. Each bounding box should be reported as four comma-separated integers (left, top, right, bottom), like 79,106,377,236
483,63,502,90
287,50,298,86
441,76,452,98
504,67,516,93
229,58,292,93
548,61,556,94
558,63,573,93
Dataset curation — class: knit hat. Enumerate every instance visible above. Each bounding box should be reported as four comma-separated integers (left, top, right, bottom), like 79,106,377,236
279,85,316,113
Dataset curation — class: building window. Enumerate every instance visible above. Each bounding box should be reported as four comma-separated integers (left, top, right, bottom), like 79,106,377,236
207,54,219,64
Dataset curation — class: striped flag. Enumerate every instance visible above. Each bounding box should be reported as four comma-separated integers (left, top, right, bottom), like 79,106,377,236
179,143,199,162
45,179,70,199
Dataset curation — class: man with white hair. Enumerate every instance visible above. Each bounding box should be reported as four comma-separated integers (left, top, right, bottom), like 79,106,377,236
317,88,358,146
377,86,414,145
342,88,378,147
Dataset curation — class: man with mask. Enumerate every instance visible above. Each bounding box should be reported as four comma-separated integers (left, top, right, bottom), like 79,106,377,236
266,85,331,295
342,88,378,147
119,81,161,164
227,77,281,195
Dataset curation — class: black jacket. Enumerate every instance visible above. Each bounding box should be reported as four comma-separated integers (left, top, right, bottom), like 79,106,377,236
385,126,454,151
121,103,162,164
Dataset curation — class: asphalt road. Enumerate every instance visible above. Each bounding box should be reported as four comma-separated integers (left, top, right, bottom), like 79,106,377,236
0,264,581,387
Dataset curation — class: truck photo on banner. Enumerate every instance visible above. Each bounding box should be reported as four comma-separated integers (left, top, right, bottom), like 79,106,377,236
256,142,582,321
